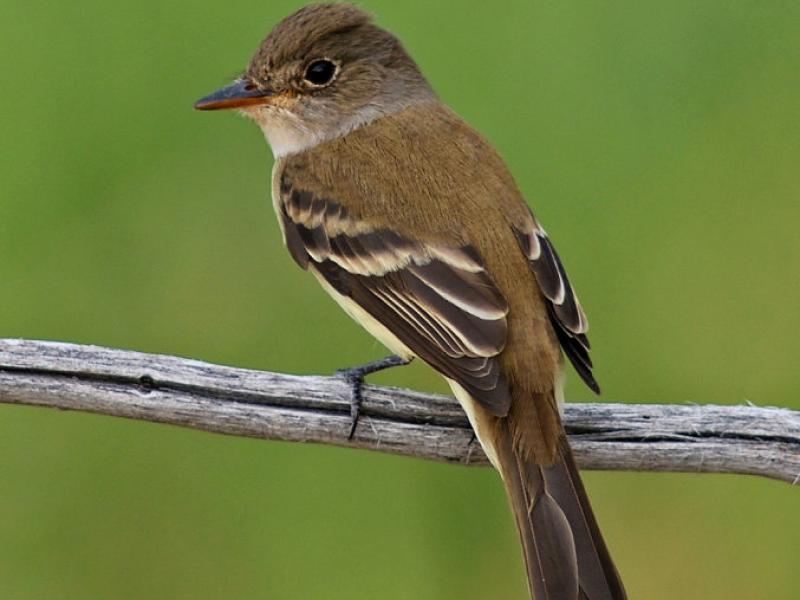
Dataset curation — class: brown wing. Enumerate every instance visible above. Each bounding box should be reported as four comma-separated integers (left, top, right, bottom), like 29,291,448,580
279,181,512,416
514,218,600,394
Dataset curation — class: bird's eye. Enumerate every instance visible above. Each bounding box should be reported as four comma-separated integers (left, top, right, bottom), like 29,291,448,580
304,60,337,86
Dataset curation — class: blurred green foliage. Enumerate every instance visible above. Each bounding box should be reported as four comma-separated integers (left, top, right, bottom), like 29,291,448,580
1,1,798,598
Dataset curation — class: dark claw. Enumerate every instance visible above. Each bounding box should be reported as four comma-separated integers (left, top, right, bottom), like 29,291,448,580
335,355,411,439
335,369,365,439
464,430,480,465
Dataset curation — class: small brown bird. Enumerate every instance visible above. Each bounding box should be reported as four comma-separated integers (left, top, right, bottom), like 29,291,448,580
196,4,626,599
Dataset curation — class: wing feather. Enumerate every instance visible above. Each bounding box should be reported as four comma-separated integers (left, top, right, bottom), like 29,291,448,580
514,220,600,394
280,183,512,415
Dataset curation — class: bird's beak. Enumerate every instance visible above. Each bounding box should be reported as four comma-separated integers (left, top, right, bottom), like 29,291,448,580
194,79,274,111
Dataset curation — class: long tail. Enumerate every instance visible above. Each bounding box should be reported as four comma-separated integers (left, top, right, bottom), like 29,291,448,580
495,420,627,600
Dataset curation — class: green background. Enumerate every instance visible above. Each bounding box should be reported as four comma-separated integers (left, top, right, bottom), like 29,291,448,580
1,1,798,598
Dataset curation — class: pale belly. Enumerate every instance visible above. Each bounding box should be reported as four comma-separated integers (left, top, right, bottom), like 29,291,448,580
310,268,415,360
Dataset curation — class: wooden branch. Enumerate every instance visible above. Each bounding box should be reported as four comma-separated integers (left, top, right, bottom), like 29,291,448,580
0,339,797,484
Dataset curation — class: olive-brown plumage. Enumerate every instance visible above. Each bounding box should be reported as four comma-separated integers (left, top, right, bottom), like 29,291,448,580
196,4,626,599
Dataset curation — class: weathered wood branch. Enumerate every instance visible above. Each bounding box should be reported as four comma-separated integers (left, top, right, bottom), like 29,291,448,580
0,339,797,484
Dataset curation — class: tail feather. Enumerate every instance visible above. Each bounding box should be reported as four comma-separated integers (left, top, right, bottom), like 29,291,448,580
546,442,626,599
496,421,626,600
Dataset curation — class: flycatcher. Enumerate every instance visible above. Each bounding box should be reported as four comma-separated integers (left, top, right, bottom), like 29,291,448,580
196,4,626,599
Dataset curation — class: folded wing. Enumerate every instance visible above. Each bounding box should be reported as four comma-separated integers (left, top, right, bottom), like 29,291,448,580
279,181,512,416
514,217,600,394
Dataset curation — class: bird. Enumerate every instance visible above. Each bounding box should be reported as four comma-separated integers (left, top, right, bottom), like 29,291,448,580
195,4,626,599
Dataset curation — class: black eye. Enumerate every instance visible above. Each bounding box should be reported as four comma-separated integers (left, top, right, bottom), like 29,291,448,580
304,60,337,86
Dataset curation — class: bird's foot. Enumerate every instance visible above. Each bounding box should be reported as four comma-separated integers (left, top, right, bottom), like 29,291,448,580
335,355,411,439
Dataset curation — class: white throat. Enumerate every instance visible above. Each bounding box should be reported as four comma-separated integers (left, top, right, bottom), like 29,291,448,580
251,105,388,159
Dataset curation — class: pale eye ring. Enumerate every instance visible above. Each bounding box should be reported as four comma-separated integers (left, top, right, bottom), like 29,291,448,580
304,59,338,86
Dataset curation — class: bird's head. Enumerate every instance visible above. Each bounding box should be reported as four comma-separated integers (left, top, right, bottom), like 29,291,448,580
195,3,434,157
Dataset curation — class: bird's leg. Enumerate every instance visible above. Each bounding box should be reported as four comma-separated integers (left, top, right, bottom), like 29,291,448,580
335,355,412,439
